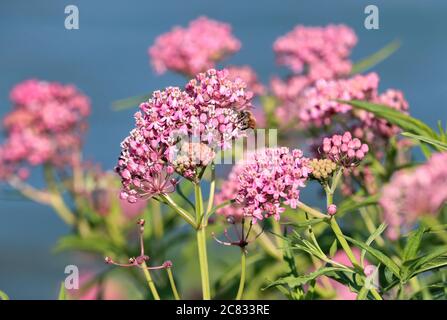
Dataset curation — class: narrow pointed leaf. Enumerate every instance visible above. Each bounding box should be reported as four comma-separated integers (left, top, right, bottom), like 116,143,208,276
344,235,401,278
350,40,401,75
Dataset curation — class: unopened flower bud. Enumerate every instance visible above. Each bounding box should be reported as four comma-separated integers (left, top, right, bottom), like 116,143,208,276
327,204,337,216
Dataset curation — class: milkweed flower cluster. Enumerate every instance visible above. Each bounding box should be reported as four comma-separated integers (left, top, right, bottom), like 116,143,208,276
320,132,369,168
297,73,380,127
149,17,240,76
117,69,254,202
0,79,90,180
293,74,409,152
226,65,265,96
274,24,357,81
218,148,312,223
380,152,447,240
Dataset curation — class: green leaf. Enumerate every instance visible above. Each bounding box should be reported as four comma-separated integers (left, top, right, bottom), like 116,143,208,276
411,256,447,276
401,132,447,151
344,235,401,278
350,40,401,75
361,223,387,267
58,282,67,300
112,93,151,111
406,246,447,276
0,290,9,300
329,239,338,258
356,285,369,300
263,267,350,290
341,100,438,139
402,226,425,262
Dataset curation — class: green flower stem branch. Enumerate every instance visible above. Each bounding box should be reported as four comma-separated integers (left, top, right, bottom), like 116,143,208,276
236,250,247,300
325,168,383,300
43,166,76,225
205,164,216,221
194,182,211,300
166,267,181,300
141,261,161,300
160,194,197,228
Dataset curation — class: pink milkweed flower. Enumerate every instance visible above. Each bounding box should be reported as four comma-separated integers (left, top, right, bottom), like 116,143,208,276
217,147,311,223
149,17,240,76
226,65,265,96
319,132,369,168
0,79,90,180
297,73,380,128
116,69,253,202
274,24,357,81
380,152,447,240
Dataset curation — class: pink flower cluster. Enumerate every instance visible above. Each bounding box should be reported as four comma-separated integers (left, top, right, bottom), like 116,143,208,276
274,24,357,81
298,73,380,127
117,69,253,202
185,68,253,148
149,17,240,76
219,148,311,223
215,159,247,221
380,152,447,240
0,79,90,180
226,65,265,96
320,132,369,168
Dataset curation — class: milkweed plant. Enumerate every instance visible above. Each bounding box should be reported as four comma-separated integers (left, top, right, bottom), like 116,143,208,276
1,17,447,301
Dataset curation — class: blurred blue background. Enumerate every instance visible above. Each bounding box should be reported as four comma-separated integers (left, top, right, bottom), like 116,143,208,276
0,0,446,299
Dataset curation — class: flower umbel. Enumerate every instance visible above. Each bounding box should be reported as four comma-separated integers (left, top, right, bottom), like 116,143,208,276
149,17,240,76
320,132,369,168
232,147,311,223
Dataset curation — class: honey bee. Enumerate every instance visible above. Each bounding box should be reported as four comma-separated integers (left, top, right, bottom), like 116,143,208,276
237,110,257,130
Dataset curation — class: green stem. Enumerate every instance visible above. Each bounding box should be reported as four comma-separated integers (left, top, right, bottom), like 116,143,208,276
161,194,196,228
236,250,247,300
329,213,360,268
371,288,383,300
43,165,76,225
141,261,160,300
325,176,360,268
205,164,216,218
325,172,383,300
194,183,211,300
166,268,181,300
297,202,329,219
